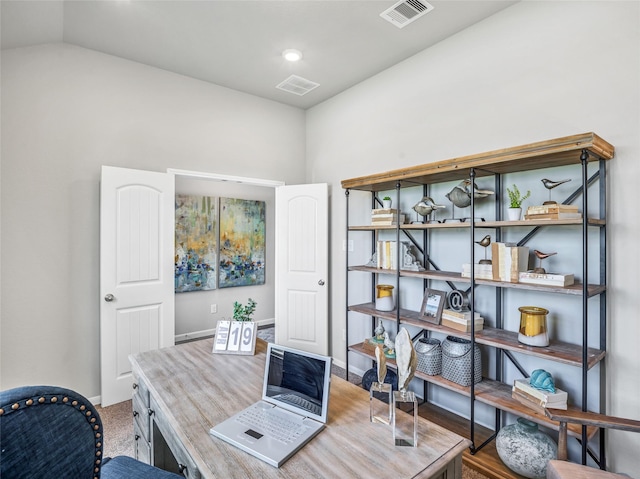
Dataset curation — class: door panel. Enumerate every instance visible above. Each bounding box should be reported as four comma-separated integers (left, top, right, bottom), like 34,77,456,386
275,184,328,355
101,166,174,406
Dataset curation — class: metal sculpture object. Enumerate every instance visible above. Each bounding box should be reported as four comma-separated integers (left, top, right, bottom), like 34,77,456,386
475,235,492,264
533,250,557,274
445,180,494,221
411,196,446,223
541,178,571,205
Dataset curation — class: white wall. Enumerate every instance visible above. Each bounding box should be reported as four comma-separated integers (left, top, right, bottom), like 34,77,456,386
307,1,639,474
0,43,305,397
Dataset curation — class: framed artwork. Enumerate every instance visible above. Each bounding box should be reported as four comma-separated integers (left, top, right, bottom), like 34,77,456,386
419,289,446,324
174,195,218,293
219,197,266,288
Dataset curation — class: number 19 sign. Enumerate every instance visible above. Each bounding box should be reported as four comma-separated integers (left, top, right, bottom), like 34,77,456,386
213,320,257,355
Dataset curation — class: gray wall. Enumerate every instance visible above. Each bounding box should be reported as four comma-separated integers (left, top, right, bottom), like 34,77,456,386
0,43,305,398
306,1,639,473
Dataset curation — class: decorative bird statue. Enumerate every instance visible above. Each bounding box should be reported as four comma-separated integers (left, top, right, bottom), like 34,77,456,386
475,235,492,264
533,250,557,273
412,196,446,223
383,331,395,356
541,178,571,204
394,328,417,394
374,318,385,342
445,180,494,221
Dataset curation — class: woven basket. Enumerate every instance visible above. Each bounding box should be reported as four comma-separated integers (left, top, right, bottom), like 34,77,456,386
442,336,482,386
415,338,442,376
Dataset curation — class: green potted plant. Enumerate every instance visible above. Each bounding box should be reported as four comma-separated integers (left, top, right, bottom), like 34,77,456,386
382,196,392,209
506,184,531,220
233,298,257,322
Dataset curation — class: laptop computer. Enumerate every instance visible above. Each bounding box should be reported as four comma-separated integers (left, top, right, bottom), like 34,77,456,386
209,343,332,467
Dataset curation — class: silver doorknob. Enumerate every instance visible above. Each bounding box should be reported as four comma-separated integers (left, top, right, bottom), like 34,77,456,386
318,280,325,286
104,294,115,302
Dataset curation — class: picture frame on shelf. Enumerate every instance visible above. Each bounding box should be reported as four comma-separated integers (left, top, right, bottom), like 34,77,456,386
419,289,446,324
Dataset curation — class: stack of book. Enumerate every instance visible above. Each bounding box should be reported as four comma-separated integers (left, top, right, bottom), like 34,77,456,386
441,309,484,332
491,243,529,282
512,378,568,414
461,263,493,280
518,271,575,287
524,204,582,220
375,240,408,270
371,208,405,226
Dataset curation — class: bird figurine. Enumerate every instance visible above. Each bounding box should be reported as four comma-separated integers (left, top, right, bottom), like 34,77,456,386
374,318,385,342
412,196,446,223
533,249,557,273
383,331,395,356
445,180,494,221
475,235,492,264
541,178,571,204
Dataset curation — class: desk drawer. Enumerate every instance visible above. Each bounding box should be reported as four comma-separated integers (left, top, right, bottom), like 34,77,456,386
132,376,150,408
132,393,150,442
133,420,151,464
150,396,200,479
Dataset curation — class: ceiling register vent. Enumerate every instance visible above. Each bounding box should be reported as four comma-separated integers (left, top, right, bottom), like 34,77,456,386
276,75,320,96
380,0,434,28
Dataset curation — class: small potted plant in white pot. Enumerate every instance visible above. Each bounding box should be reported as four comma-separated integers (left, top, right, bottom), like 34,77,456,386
506,184,531,221
382,196,392,209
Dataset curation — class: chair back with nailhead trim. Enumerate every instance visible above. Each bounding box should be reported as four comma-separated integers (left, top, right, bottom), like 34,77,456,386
0,385,103,479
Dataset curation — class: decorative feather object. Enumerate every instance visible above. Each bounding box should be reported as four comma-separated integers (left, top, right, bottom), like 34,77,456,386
395,328,417,392
375,344,387,384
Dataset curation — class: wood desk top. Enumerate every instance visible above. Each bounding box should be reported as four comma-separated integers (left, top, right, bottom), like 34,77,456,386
130,339,470,478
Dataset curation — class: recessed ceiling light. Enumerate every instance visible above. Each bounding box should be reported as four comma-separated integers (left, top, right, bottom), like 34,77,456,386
282,49,303,62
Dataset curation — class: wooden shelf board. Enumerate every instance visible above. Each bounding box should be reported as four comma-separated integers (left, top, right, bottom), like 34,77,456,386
350,342,597,440
348,266,606,297
341,132,614,192
349,303,605,369
349,217,605,231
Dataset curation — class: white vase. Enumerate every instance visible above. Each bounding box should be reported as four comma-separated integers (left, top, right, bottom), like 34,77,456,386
382,199,392,209
507,207,522,221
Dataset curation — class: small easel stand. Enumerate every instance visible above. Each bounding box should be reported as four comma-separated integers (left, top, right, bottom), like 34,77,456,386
393,389,418,447
370,382,392,425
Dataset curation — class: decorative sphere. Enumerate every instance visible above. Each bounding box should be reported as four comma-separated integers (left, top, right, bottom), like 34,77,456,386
496,418,557,479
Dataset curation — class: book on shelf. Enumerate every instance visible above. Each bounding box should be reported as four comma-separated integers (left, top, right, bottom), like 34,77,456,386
513,378,568,406
524,212,582,220
442,309,481,320
518,271,575,287
371,208,405,226
511,389,567,415
375,240,409,270
371,208,397,215
441,316,484,332
461,263,494,280
526,204,579,215
491,243,529,282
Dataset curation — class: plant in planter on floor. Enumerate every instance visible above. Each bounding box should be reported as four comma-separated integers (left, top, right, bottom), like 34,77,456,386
233,298,257,322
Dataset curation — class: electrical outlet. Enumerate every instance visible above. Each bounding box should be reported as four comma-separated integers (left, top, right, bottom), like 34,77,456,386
210,304,217,314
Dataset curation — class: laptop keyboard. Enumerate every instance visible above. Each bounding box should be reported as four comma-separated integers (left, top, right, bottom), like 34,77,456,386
274,393,321,416
236,405,307,444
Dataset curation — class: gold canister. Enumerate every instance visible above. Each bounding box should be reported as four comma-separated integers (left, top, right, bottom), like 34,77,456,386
375,284,395,311
518,306,549,347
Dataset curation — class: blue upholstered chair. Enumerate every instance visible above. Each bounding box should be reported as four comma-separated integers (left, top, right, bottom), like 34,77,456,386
0,385,183,479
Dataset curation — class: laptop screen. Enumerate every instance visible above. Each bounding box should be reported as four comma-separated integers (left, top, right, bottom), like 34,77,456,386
262,343,332,424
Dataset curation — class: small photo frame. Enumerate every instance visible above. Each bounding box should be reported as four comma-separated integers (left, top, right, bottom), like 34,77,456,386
419,289,446,324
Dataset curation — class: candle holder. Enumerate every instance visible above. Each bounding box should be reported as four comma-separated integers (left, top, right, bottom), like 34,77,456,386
518,306,549,347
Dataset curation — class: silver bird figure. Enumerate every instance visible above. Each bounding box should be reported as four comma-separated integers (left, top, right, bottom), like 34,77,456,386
533,250,557,273
445,180,495,209
412,196,446,221
541,178,571,204
383,331,395,354
475,235,492,264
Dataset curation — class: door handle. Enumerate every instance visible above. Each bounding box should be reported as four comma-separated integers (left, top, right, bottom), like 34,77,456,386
104,294,115,302
318,280,325,286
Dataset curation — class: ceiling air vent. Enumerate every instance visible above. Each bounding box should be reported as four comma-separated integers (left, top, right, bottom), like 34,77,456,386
380,0,434,28
276,75,320,96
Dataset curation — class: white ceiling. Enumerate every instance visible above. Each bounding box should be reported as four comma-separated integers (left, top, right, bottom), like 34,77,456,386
1,0,517,109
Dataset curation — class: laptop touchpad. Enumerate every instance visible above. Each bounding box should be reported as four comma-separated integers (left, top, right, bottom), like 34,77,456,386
243,429,263,443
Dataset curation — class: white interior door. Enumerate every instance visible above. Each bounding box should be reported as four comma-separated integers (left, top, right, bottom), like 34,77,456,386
100,166,175,406
275,183,328,355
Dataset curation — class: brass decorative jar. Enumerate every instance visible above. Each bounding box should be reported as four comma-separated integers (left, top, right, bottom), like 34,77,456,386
518,306,549,347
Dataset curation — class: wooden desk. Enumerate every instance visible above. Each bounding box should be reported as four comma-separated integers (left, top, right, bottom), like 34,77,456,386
130,339,470,479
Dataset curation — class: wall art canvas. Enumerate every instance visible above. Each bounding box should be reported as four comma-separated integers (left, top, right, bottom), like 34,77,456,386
175,195,218,292
219,197,266,288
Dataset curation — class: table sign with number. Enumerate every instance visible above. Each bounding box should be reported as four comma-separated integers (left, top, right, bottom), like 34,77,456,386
213,320,257,355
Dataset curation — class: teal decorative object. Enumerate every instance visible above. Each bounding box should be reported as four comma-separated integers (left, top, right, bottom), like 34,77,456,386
530,369,556,393
496,418,557,479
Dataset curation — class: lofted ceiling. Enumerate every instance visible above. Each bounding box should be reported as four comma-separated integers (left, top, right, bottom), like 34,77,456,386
1,0,517,109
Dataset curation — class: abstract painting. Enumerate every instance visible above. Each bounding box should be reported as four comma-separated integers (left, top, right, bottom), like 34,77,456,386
175,195,218,292
219,198,265,288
